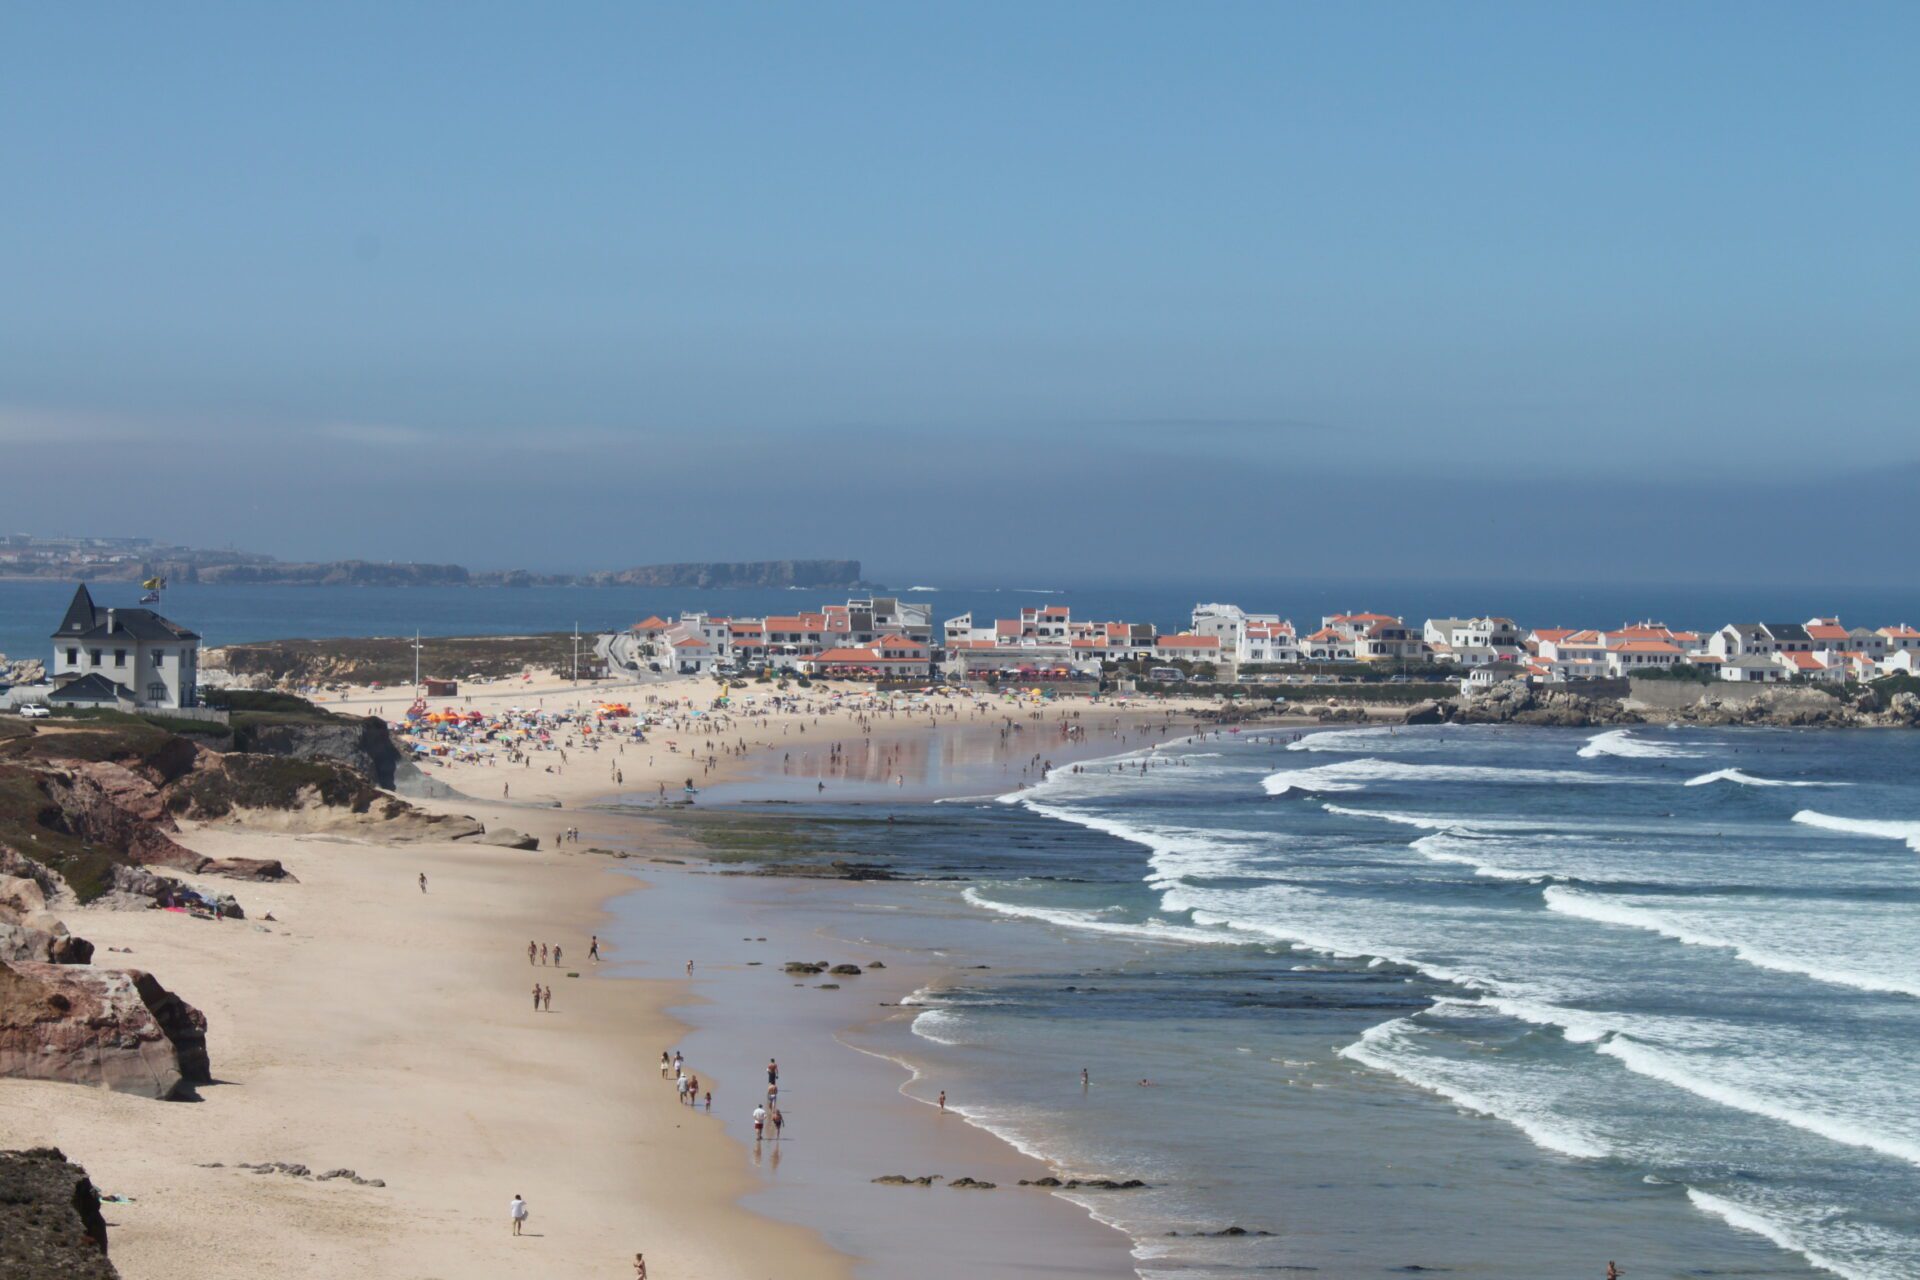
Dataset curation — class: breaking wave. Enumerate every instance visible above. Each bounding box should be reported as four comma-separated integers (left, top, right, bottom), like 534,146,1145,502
1686,768,1835,788
1578,728,1704,760
1263,756,1637,796
1792,811,1920,853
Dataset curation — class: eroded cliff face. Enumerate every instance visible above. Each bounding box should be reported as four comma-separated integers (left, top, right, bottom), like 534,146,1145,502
230,715,401,788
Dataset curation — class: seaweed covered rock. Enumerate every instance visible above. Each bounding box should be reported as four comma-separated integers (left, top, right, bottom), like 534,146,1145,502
0,960,210,1099
0,1147,117,1279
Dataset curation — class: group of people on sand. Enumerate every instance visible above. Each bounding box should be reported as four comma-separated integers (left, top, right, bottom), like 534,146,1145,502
662,1049,713,1110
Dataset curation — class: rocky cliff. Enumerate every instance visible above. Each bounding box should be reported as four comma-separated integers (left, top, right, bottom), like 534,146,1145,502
0,1147,118,1279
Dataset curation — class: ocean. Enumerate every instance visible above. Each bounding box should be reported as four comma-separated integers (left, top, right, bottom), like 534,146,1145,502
675,724,1920,1279
5,576,1920,671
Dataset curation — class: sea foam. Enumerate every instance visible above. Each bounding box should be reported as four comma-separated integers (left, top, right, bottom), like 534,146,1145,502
1578,728,1703,760
1792,810,1920,853
1338,1017,1610,1159
1262,757,1637,796
1685,768,1835,788
1542,886,1920,998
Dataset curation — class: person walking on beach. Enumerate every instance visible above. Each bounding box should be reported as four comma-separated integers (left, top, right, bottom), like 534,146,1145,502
509,1194,528,1236
532,983,541,1011
589,935,600,961
528,940,537,965
937,1090,946,1112
540,943,549,965
768,1058,779,1088
553,944,563,968
418,872,427,893
634,1252,648,1280
771,1106,784,1140
542,984,552,1011
752,1104,766,1141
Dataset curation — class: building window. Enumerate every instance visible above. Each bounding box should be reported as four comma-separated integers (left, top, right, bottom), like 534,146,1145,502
114,650,127,667
147,682,167,704
66,648,78,665
89,649,101,666
153,650,166,665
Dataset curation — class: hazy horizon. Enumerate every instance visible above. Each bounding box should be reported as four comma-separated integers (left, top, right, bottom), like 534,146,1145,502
4,4,1916,585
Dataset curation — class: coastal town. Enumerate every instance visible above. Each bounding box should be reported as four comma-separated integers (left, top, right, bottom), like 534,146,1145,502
619,595,1920,690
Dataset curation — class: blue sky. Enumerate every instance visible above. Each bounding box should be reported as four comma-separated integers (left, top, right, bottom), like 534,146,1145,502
2,3,1915,582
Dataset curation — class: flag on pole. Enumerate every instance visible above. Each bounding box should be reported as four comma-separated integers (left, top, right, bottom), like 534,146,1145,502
141,576,164,590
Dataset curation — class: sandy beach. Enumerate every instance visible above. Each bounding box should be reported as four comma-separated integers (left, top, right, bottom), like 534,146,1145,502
1,673,1225,1279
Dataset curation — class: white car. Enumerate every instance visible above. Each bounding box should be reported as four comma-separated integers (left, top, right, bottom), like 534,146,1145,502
18,704,51,719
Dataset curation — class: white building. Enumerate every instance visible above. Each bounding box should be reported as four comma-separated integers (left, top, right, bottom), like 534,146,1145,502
48,584,202,709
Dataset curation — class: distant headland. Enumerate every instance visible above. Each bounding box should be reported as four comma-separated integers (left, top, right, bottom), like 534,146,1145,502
0,535,865,590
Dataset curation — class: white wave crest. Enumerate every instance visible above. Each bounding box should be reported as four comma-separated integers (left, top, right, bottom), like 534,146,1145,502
1543,886,1920,999
909,1008,972,1046
1684,1189,1886,1280
1263,756,1637,796
1598,1036,1920,1168
959,886,1244,947
1793,810,1920,853
1410,831,1545,881
1578,728,1703,760
1685,768,1835,788
1339,1017,1609,1158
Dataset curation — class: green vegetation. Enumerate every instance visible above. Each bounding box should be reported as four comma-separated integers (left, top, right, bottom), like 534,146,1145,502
0,763,120,903
216,632,590,686
49,706,231,738
168,755,381,818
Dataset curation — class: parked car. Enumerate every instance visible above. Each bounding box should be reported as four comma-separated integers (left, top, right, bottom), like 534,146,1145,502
18,704,51,719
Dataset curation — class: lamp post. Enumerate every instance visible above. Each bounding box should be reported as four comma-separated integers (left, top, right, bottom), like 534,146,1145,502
411,631,423,695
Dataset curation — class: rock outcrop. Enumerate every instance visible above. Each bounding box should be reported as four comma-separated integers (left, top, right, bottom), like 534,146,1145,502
1409,677,1916,730
0,1147,117,1279
0,960,210,1099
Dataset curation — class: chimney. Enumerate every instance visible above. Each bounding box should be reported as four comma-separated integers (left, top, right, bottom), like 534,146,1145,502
107,608,116,633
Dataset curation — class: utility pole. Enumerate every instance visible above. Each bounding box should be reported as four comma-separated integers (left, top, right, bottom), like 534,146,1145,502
412,630,423,694
572,623,580,687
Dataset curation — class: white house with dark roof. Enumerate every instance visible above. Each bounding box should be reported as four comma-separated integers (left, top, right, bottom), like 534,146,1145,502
49,583,201,708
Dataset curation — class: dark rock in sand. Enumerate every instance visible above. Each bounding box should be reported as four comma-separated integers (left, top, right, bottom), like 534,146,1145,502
867,960,885,968
471,827,540,850
816,983,840,989
199,857,293,883
0,1146,117,1278
829,964,862,976
783,962,824,975
871,1174,940,1186
947,1176,997,1189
